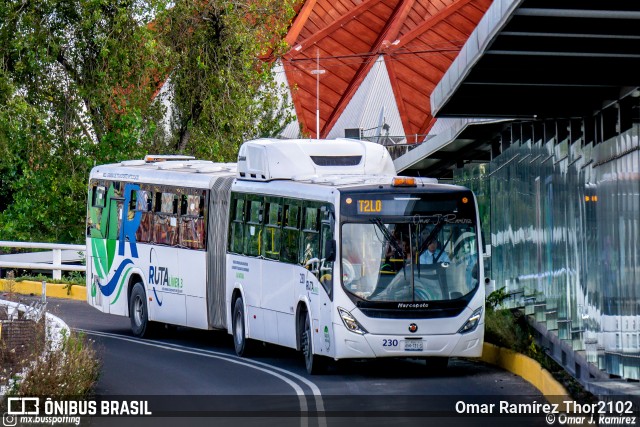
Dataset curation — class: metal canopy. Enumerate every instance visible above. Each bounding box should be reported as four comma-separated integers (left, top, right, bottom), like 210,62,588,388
395,119,509,178
431,0,640,119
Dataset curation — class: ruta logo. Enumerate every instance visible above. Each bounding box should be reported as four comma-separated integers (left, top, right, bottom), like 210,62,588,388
149,266,183,289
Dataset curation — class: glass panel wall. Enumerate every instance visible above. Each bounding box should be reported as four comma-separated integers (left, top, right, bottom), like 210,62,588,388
454,111,640,380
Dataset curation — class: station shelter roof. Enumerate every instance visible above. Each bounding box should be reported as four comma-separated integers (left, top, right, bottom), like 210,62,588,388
432,0,640,119
396,0,640,177
281,0,492,142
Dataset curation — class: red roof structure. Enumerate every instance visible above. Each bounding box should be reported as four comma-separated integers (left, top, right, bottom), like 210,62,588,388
281,0,491,142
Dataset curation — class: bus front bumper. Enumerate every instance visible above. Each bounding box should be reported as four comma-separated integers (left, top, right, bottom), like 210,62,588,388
332,321,484,360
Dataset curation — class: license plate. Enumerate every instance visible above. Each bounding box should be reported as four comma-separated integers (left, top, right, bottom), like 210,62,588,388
404,340,423,352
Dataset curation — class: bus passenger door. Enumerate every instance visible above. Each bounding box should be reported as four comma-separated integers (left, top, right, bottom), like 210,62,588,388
317,219,335,358
88,183,108,311
89,183,122,313
302,208,335,359
103,198,123,312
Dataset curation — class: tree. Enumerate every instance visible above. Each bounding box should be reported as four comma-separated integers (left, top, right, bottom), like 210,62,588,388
0,0,295,243
158,0,296,161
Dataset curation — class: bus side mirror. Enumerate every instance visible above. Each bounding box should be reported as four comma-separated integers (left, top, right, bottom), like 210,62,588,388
324,239,336,263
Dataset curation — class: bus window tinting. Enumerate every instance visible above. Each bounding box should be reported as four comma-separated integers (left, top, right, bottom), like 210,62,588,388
244,199,263,256
229,197,245,253
263,201,281,260
301,206,320,265
281,204,300,264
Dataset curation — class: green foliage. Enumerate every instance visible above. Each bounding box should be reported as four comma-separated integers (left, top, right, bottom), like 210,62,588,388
0,0,296,243
485,289,540,357
484,306,534,356
484,304,597,403
158,0,296,159
0,0,171,242
486,287,509,311
13,273,86,287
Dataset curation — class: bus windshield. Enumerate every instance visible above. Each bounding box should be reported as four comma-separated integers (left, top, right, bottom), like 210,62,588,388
340,194,479,303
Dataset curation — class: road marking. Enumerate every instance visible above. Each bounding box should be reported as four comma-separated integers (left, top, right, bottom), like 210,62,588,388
76,328,325,427
133,335,327,427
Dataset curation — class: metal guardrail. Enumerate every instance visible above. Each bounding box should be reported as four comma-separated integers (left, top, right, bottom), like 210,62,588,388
0,241,86,280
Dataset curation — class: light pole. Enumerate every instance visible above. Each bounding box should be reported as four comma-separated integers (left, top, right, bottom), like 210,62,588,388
310,48,325,140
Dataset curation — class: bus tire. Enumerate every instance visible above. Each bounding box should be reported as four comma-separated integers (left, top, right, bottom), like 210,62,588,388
232,296,251,357
130,282,149,338
302,313,327,375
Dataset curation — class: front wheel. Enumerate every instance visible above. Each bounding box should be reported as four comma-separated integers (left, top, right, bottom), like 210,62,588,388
301,313,327,375
130,282,149,337
232,297,251,356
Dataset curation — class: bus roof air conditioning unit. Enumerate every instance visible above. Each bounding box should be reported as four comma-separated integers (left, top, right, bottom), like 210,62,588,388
237,138,396,181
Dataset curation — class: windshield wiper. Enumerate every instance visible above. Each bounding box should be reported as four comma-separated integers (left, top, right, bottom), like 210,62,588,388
418,220,447,256
370,218,404,259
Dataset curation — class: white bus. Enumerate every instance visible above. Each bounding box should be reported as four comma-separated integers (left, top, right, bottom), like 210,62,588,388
87,139,484,373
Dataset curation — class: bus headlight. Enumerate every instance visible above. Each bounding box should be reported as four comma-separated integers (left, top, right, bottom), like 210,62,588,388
338,307,368,335
458,307,483,334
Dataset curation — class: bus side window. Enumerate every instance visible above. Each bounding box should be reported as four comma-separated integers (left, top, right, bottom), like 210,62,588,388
109,200,123,241
244,198,263,256
180,194,188,216
112,181,123,197
135,190,153,243
300,206,319,266
281,203,300,264
153,192,179,246
88,184,106,238
179,194,206,250
229,196,245,253
154,192,162,213
128,190,137,213
107,182,123,242
92,185,106,208
262,200,282,260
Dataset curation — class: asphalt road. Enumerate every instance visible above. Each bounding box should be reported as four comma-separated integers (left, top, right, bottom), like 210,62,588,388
36,297,548,427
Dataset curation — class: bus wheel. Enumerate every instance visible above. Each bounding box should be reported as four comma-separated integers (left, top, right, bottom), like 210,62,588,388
301,314,327,375
130,283,149,337
232,296,250,357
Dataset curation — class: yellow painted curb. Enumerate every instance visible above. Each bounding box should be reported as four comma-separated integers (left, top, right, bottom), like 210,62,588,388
481,342,570,403
0,279,86,301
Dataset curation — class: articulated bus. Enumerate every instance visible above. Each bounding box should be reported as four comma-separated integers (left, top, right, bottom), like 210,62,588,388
87,139,484,373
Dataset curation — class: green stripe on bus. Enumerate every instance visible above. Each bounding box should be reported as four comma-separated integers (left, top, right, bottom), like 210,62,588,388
106,238,116,272
91,238,106,279
110,267,132,305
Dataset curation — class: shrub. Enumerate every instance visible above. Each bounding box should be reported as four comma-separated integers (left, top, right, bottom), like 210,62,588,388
4,331,100,398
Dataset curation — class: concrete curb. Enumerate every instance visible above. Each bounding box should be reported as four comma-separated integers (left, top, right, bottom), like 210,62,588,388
481,342,570,402
0,279,86,301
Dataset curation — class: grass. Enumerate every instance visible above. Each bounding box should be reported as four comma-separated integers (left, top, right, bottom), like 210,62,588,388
484,288,596,404
14,272,86,287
